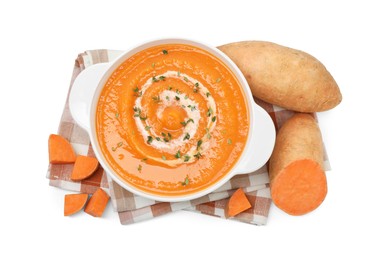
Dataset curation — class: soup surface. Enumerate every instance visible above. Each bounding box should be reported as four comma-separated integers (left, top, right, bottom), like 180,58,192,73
96,44,249,196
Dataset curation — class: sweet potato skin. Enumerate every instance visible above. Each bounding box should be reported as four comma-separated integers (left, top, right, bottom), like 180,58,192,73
218,41,342,112
269,113,327,215
269,113,324,183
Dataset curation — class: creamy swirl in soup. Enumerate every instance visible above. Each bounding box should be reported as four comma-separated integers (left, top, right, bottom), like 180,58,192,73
96,44,249,196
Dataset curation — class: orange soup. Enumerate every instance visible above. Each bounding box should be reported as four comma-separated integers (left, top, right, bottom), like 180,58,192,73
96,44,249,196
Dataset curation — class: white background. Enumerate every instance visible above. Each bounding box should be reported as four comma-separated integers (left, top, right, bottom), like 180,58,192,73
1,0,387,259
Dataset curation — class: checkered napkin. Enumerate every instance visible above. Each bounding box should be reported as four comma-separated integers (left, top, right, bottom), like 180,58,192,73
47,49,331,225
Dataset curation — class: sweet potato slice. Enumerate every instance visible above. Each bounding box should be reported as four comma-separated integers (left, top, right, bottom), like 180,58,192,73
84,188,110,217
70,156,99,181
64,193,89,216
49,134,76,164
269,113,327,216
226,188,252,218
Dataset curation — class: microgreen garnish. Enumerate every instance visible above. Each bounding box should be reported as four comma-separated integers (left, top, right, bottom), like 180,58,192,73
227,138,232,145
181,105,186,108
159,76,166,81
206,92,211,98
134,107,147,120
175,96,180,101
156,137,161,141
207,107,213,117
184,95,189,99
152,76,158,83
183,76,189,82
175,150,181,159
206,128,211,139
152,96,161,103
145,125,152,131
141,158,148,162
180,118,194,126
197,139,203,149
147,136,153,144
193,152,202,159
183,155,191,162
133,86,142,97
162,50,168,55
152,63,155,68
137,164,142,172
166,96,170,101
187,105,196,111
112,147,117,152
115,113,119,118
177,70,181,77
183,133,190,141
168,86,173,90
194,82,199,87
162,155,167,160
182,176,189,186
117,142,123,147
176,89,181,94
212,116,216,122
216,78,221,83
161,132,172,142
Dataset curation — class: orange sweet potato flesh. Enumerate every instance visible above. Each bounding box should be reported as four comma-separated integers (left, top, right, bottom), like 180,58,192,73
70,156,99,181
269,113,327,216
84,188,110,217
49,134,76,164
226,188,252,218
64,193,89,216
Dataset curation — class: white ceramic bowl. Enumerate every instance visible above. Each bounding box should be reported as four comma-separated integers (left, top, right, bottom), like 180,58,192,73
69,38,275,202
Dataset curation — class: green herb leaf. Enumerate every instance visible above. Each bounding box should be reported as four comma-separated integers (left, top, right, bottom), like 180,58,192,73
117,142,123,147
183,155,191,162
152,76,159,83
187,118,194,124
159,76,166,81
145,125,152,131
212,116,216,122
184,95,189,100
175,150,181,159
111,147,117,152
137,164,142,172
162,155,167,160
177,71,181,77
206,92,211,98
140,114,148,121
175,96,180,101
194,152,202,159
206,128,211,139
162,50,168,55
166,96,170,101
183,133,190,141
156,137,161,141
147,136,153,144
176,89,181,94
197,139,203,149
182,176,189,186
152,63,155,68
141,158,148,162
216,78,221,83
227,138,232,145
115,113,119,118
194,82,199,87
207,107,213,117
133,86,139,93
183,76,189,82
152,96,161,103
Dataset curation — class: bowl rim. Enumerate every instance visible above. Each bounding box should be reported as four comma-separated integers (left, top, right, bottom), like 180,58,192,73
88,38,256,202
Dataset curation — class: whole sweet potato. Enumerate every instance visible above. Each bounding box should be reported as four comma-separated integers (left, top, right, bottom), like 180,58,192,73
218,41,342,112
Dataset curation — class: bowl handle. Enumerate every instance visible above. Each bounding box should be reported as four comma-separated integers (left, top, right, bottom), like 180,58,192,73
69,63,110,132
234,104,276,175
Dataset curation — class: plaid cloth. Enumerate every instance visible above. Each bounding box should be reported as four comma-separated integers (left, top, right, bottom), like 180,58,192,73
47,49,331,225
